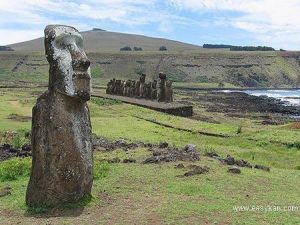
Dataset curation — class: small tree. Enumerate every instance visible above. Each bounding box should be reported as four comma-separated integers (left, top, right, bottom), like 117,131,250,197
120,46,132,51
218,82,225,88
133,47,143,51
159,46,167,51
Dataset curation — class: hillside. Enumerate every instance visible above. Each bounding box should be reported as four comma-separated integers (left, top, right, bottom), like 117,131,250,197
1,50,300,88
1,29,300,88
8,29,202,52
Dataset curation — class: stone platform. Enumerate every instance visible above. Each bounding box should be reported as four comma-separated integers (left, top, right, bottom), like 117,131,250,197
92,93,193,117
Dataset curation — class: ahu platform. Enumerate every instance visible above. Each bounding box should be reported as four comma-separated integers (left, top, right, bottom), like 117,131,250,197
92,93,193,117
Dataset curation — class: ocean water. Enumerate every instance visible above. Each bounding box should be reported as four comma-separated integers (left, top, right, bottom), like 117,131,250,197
221,89,300,106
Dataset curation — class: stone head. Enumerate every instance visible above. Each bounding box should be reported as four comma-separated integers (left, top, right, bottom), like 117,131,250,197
140,73,146,83
45,25,91,101
159,72,166,80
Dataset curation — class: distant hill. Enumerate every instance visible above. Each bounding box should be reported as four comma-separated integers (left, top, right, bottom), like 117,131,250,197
8,29,202,52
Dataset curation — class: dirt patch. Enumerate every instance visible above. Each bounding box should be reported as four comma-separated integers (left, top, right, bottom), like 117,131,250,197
289,122,300,129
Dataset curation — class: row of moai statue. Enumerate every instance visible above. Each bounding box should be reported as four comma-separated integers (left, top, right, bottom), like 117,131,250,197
106,72,173,102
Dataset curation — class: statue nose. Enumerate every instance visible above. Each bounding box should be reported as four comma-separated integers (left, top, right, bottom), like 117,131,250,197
82,59,90,68
72,57,90,70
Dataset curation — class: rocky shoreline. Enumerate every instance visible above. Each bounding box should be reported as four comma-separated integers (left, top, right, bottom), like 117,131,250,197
179,90,300,120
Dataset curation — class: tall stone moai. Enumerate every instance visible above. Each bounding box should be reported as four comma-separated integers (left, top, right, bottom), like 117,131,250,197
158,72,167,102
151,80,158,100
26,25,93,207
165,80,173,102
139,73,146,98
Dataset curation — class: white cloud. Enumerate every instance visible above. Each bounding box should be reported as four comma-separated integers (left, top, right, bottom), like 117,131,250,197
1,0,300,49
0,29,43,45
169,0,300,49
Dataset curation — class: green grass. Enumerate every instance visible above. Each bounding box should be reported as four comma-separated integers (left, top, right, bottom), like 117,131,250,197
0,158,31,181
93,161,111,179
91,66,104,78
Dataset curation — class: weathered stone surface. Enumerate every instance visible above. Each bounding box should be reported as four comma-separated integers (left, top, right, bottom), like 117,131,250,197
26,25,93,207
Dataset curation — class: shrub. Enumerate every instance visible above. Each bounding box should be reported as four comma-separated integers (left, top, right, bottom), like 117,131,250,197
287,142,300,149
120,46,132,51
0,158,31,181
218,82,225,88
133,47,143,51
93,162,110,179
159,46,167,51
236,126,242,134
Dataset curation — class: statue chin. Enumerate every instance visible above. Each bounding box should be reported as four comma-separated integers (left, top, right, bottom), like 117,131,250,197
76,91,90,101
55,88,90,102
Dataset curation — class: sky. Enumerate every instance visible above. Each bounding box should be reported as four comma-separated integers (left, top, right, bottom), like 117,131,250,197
1,0,300,50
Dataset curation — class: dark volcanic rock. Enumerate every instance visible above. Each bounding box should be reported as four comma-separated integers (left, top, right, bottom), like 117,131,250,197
159,141,169,148
0,143,32,161
185,91,300,119
205,151,219,158
183,166,209,177
0,186,12,197
175,163,185,169
107,157,121,163
228,166,241,174
235,159,252,168
21,144,31,152
142,156,158,164
143,144,200,164
92,137,141,151
225,155,235,165
123,158,136,163
254,164,270,172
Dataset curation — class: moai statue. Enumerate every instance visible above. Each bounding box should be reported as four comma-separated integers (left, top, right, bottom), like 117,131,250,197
106,80,112,94
135,80,140,97
120,80,125,96
26,25,93,207
165,80,173,102
112,78,116,94
115,80,121,95
158,72,167,102
139,73,146,98
130,80,136,97
143,83,149,99
151,80,158,100
124,80,129,96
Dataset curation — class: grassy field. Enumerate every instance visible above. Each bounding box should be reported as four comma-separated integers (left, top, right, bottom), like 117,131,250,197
0,88,299,224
